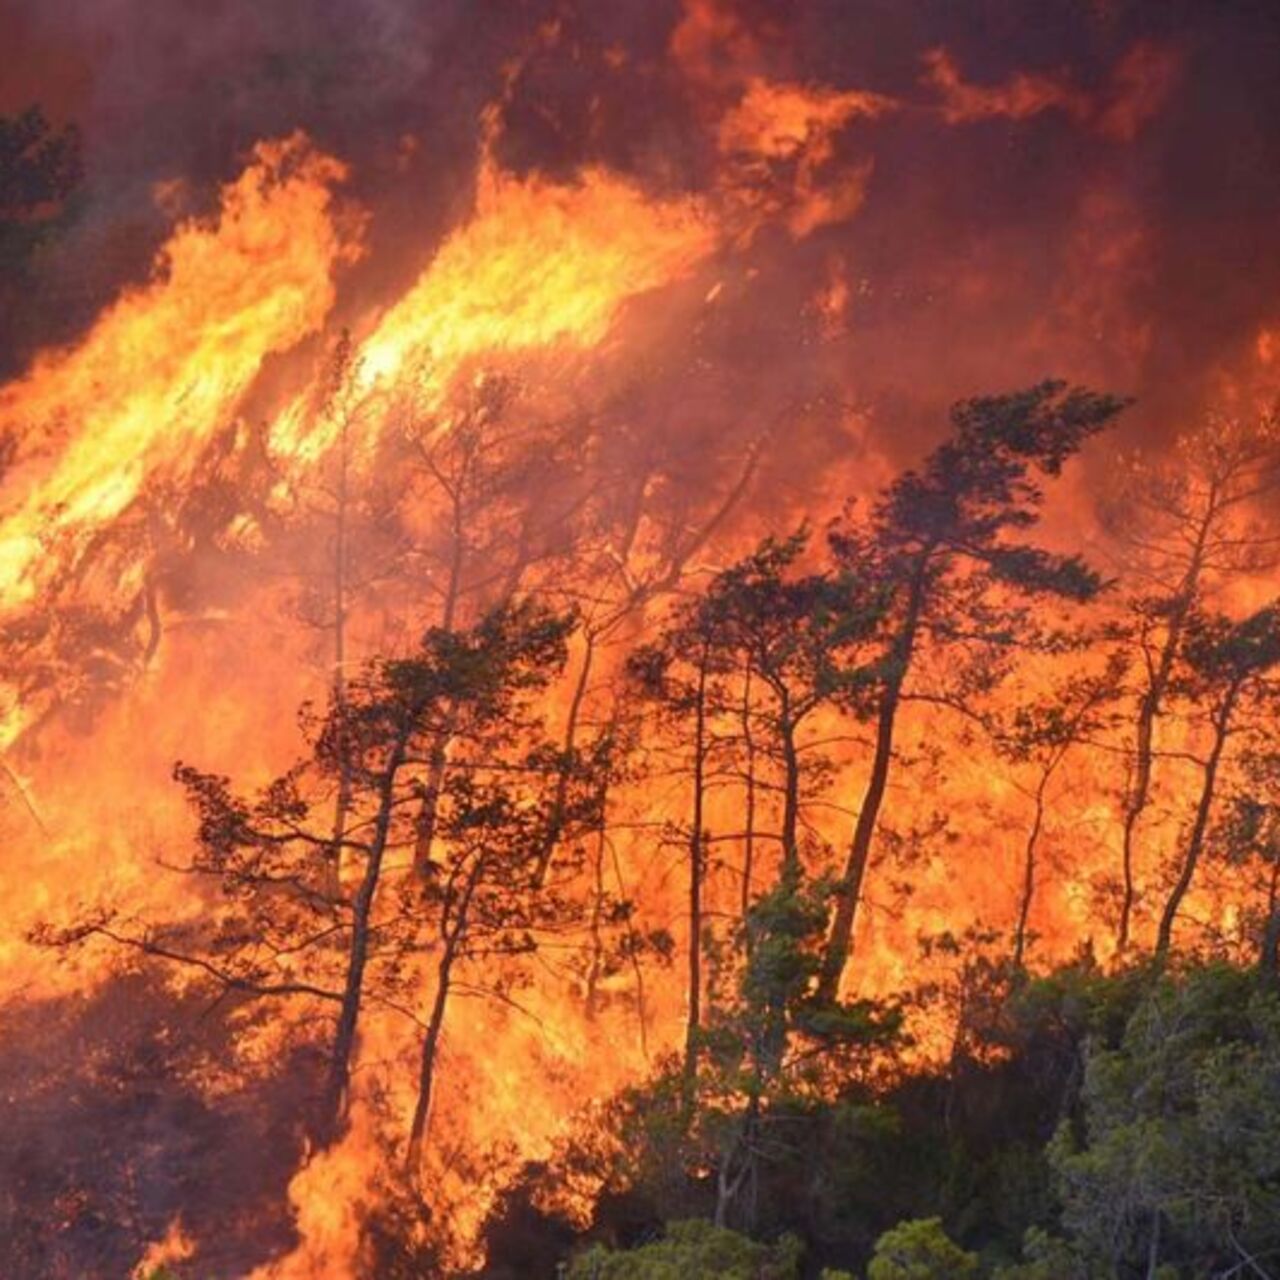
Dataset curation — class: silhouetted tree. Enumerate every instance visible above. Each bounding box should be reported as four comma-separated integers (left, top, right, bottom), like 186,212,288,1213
287,330,409,899
993,658,1122,971
1154,601,1280,964
819,381,1126,999
632,531,884,1099
53,602,575,1148
629,601,733,1101
697,532,884,880
535,430,766,886
1215,746,1280,980
403,693,600,1173
1103,405,1280,952
386,371,591,879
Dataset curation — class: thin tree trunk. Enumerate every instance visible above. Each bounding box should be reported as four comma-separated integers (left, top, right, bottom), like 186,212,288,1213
404,943,457,1175
537,496,649,887
1154,685,1238,964
319,728,409,1142
411,501,465,879
1117,502,1213,953
405,864,479,1174
714,1095,760,1232
536,628,597,885
682,640,711,1101
1118,604,1186,953
1145,1209,1162,1280
819,556,929,1001
778,692,802,881
584,775,611,1019
605,834,651,1062
411,717,453,878
740,662,757,932
1013,774,1049,972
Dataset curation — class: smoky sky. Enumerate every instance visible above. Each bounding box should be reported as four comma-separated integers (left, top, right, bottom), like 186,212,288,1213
2,0,1277,447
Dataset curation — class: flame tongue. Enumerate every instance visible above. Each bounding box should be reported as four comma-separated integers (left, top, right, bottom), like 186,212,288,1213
268,156,718,470
0,133,357,611
368,159,715,384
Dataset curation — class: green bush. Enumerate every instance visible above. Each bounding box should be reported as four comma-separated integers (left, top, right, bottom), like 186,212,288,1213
567,1218,802,1278
866,1217,978,1280
990,1228,1090,1279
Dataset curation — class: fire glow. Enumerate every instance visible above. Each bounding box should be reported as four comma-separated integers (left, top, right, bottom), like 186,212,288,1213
0,2,1277,1276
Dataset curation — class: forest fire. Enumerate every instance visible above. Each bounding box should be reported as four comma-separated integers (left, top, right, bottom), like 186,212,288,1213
1,2,1278,1277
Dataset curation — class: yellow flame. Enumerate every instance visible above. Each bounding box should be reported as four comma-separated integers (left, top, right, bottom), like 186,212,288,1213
271,156,715,463
0,133,358,608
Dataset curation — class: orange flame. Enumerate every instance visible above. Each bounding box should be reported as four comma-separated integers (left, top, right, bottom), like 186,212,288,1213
0,134,358,625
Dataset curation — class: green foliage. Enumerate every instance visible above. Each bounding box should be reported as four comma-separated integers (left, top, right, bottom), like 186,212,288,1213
1051,965,1280,1276
567,1219,802,1279
865,1217,978,1280
537,962,1280,1279
708,866,902,1107
695,866,902,1232
989,1228,1091,1279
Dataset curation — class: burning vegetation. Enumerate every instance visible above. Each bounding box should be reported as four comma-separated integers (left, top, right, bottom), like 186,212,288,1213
1,1,1279,1277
